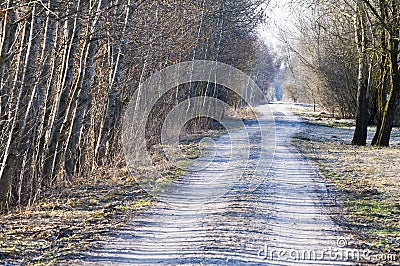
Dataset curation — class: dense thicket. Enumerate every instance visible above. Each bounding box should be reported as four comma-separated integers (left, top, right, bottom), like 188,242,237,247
0,0,277,209
280,2,359,117
281,0,400,146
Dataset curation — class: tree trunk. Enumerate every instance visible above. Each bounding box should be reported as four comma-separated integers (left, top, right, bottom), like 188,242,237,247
15,4,42,205
352,0,370,146
65,0,106,178
372,1,400,147
0,1,17,207
34,0,59,195
94,0,132,165
0,2,41,206
42,0,82,183
372,16,388,145
373,37,400,146
0,0,17,130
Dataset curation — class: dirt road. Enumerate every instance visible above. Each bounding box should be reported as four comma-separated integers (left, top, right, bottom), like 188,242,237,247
78,103,353,265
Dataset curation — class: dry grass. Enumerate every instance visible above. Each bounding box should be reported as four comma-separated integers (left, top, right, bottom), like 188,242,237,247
0,167,152,265
226,107,257,121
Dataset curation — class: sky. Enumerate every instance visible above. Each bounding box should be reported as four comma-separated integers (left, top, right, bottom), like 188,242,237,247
257,0,297,51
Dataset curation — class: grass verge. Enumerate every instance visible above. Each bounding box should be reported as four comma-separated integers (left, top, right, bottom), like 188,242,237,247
293,133,400,263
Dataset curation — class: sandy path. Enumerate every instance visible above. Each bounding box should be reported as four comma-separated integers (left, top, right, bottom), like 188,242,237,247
76,103,353,265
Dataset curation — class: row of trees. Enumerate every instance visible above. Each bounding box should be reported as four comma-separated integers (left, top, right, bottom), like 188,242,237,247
280,0,400,146
0,0,278,209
